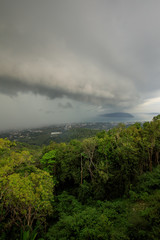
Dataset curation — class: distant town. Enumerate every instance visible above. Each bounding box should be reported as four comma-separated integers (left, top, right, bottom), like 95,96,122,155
0,121,138,146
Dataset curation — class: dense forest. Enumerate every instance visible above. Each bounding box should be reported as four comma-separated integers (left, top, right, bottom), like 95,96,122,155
0,115,160,239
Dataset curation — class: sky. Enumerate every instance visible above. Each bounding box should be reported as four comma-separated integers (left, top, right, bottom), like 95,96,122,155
0,0,160,130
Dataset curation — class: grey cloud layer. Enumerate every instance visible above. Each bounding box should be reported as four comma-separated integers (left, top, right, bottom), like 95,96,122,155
1,0,160,111
58,102,73,109
0,75,133,108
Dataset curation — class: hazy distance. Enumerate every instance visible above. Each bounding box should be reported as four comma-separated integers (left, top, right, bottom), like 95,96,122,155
0,0,160,130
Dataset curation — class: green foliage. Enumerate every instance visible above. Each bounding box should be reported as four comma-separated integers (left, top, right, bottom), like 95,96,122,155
47,193,129,240
153,114,160,121
1,115,160,239
135,165,160,195
0,141,54,239
127,166,160,239
1,169,54,229
20,228,37,240
41,150,56,173
127,190,160,239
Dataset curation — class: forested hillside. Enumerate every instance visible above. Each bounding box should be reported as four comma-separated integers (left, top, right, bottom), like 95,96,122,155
0,115,160,239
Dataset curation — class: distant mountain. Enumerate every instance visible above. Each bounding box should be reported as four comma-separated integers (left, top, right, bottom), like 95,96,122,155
100,112,134,118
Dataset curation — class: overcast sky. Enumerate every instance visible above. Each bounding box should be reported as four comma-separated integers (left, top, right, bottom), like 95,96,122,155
0,0,160,130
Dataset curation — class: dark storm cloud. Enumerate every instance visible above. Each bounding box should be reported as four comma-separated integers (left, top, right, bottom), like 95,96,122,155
0,74,133,109
1,0,160,115
0,75,65,98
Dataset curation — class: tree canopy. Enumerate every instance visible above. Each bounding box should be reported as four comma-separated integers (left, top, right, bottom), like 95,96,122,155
1,115,160,239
